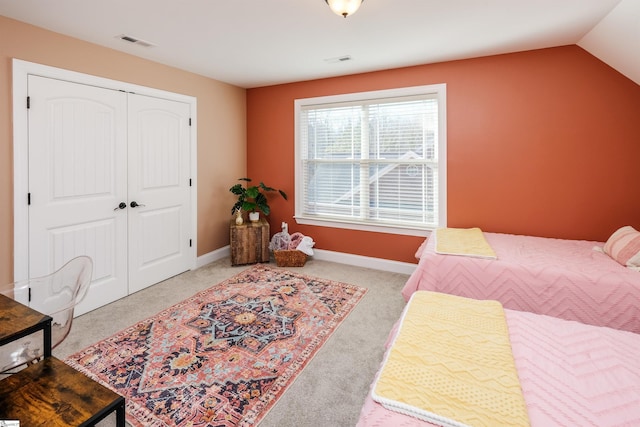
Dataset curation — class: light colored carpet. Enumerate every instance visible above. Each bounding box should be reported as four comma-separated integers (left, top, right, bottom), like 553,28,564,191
54,257,410,427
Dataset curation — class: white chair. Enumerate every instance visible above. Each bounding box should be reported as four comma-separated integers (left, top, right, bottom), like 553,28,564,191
0,256,93,373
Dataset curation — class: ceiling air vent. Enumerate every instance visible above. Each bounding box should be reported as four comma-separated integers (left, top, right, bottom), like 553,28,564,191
116,34,156,48
324,55,353,64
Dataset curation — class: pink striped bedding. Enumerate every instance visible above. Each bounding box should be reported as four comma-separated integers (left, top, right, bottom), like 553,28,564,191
402,232,640,333
357,307,640,427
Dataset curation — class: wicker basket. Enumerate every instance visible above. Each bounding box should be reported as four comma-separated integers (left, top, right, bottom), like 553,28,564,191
273,249,307,267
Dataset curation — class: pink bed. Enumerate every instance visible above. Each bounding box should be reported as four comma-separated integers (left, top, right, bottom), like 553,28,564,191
357,306,640,427
402,232,640,333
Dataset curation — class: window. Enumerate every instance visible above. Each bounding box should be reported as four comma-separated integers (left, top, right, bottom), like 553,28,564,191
294,84,446,235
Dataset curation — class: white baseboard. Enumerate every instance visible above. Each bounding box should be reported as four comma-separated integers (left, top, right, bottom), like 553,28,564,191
196,245,230,268
312,249,417,275
196,245,416,275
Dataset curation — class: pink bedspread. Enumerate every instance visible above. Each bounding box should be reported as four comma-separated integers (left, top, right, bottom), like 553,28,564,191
402,233,640,333
357,308,640,427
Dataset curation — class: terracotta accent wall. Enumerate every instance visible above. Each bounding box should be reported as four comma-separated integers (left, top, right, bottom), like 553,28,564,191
0,16,246,284
247,46,640,263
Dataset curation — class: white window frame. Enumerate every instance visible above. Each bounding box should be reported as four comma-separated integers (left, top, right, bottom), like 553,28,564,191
294,84,447,236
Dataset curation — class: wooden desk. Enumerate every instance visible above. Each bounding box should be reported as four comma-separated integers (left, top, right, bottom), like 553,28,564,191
0,356,125,427
0,294,52,360
230,218,270,266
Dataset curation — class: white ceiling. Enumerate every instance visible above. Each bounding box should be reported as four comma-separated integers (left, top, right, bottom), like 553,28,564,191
0,0,638,89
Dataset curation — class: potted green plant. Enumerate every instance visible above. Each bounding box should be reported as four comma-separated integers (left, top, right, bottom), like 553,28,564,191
230,178,288,223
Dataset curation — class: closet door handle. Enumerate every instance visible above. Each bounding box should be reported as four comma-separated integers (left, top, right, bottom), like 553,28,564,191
113,202,127,211
130,201,146,208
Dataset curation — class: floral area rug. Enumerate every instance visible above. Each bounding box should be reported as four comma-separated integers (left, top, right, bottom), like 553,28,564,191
65,264,367,427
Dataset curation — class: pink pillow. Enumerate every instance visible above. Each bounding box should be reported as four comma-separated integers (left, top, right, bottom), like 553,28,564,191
603,226,640,270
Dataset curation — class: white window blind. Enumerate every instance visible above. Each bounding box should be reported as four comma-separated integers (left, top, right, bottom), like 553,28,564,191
295,84,446,234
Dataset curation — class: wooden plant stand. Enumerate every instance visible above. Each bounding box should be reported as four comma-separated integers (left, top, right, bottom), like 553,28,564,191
230,218,270,266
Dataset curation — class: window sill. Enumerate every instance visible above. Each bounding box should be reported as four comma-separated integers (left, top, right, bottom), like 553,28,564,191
294,215,434,237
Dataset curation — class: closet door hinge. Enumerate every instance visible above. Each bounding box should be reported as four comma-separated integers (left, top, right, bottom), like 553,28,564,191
189,239,193,247
189,179,192,187
28,287,32,302
189,118,192,126
28,193,31,205
27,96,30,109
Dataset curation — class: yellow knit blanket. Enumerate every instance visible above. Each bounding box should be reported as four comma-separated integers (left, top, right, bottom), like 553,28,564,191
435,227,497,259
372,291,530,427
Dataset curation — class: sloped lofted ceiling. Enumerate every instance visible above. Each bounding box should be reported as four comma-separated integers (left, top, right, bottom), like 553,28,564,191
0,0,637,88
577,0,640,86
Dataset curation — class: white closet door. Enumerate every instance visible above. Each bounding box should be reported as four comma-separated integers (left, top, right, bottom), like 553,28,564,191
27,75,128,315
27,77,193,314
127,94,192,293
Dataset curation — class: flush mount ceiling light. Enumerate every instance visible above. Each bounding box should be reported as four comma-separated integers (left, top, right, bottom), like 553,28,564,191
325,0,364,18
